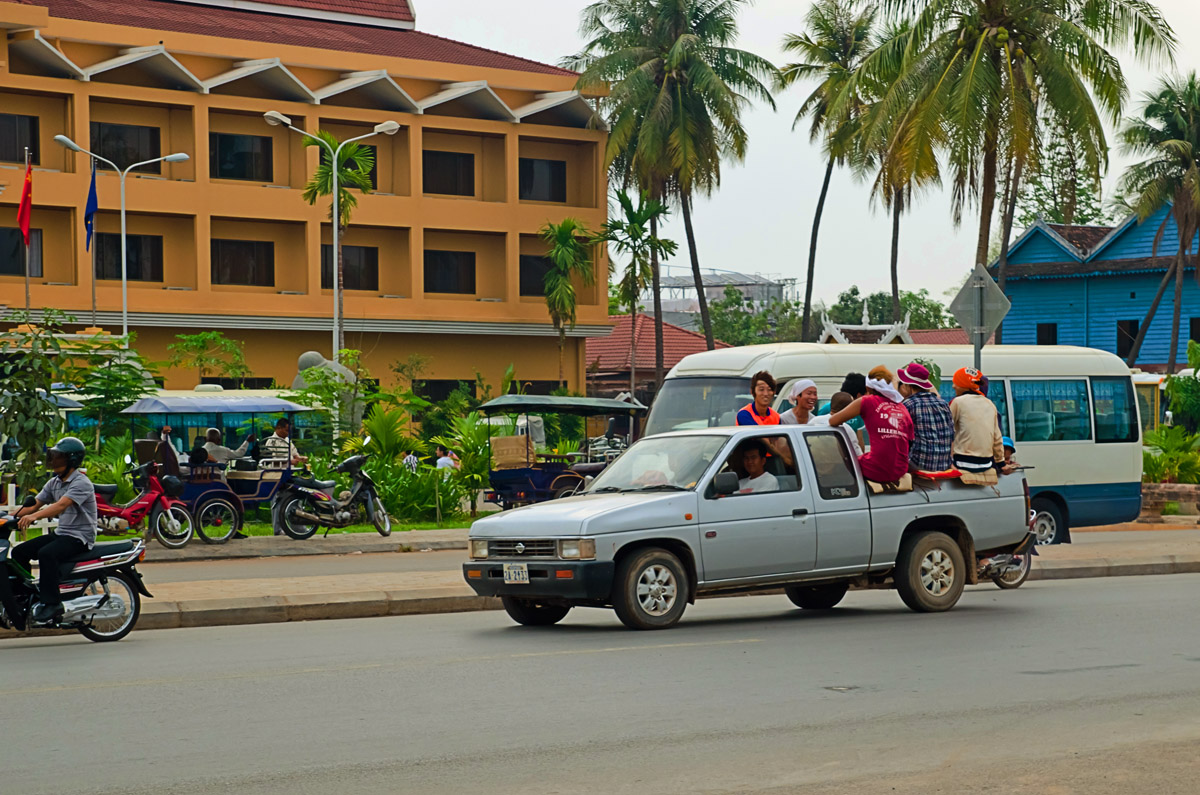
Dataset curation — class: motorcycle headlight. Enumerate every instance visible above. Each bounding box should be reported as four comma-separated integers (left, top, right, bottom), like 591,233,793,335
470,539,489,560
558,538,596,560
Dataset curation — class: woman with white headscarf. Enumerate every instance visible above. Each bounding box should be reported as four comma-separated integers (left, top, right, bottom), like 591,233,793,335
829,365,914,483
781,379,819,425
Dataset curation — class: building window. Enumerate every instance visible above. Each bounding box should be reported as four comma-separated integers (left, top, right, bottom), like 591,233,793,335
321,144,376,189
1116,320,1139,360
422,150,474,196
210,133,273,182
201,376,275,389
321,245,379,291
424,250,475,294
0,114,39,164
519,255,551,297
519,158,567,203
90,122,161,174
1036,323,1058,346
211,239,274,286
1190,318,1200,343
95,233,164,282
416,379,473,403
0,228,43,277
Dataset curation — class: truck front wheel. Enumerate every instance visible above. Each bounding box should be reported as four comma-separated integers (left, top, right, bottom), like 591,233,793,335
613,548,689,630
895,531,965,613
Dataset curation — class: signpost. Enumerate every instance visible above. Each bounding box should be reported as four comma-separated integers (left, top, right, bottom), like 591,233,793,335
949,263,1011,369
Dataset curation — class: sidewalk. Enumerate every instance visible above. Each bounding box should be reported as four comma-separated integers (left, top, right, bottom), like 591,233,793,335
143,527,470,562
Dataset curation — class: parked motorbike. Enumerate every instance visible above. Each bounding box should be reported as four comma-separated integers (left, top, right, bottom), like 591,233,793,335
271,438,391,540
94,456,195,549
0,504,153,642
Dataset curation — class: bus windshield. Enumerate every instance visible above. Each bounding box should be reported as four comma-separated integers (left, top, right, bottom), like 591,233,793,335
644,377,748,435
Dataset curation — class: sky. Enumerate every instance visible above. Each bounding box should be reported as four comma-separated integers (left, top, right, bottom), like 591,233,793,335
418,0,1200,308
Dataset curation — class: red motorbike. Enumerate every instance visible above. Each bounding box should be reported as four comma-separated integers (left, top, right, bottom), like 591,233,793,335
94,456,195,549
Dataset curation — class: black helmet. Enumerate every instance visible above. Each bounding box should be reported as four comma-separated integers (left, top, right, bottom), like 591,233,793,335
48,436,87,471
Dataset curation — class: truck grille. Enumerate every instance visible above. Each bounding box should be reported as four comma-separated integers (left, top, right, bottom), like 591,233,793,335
488,539,557,558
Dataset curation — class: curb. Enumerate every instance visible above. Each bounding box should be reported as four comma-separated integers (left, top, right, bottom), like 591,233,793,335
143,536,467,563
1030,556,1200,580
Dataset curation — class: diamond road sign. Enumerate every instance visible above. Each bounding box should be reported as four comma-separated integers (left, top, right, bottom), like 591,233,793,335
949,263,1011,343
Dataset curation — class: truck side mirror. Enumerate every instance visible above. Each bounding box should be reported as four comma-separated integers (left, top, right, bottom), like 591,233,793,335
713,472,739,496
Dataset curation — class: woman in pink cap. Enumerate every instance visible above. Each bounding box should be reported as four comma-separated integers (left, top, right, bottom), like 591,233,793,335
897,362,954,473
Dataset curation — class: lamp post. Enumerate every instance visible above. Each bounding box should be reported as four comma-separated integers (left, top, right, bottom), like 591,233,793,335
55,134,189,345
262,111,400,364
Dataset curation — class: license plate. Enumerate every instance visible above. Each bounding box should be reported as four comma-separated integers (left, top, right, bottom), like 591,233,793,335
503,563,529,584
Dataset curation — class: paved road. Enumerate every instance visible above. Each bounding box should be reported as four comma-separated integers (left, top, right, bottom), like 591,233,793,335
3,576,1199,794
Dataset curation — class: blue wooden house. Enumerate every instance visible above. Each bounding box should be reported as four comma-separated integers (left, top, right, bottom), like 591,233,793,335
993,205,1200,371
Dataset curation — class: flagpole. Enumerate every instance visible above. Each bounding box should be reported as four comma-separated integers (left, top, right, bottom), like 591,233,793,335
23,147,30,313
89,157,97,328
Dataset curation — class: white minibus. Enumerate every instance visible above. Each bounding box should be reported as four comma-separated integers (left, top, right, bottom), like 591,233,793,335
645,344,1141,544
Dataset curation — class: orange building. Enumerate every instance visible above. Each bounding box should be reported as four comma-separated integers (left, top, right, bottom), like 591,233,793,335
0,0,609,393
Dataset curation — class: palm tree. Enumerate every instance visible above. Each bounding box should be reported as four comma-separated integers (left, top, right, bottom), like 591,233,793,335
779,0,877,340
1117,73,1200,373
595,191,678,396
301,130,375,352
538,218,598,386
853,0,1174,274
570,0,777,351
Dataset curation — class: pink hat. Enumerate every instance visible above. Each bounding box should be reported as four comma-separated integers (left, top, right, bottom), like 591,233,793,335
898,362,934,391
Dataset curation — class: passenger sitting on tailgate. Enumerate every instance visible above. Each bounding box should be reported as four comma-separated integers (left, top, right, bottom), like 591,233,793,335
736,439,778,494
949,367,1006,475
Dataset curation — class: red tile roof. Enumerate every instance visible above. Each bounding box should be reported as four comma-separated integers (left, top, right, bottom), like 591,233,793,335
249,0,413,22
1046,223,1114,255
587,314,728,373
19,0,576,76
908,328,994,345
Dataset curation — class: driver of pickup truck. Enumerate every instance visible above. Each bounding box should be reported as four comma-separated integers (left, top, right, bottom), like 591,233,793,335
737,440,779,494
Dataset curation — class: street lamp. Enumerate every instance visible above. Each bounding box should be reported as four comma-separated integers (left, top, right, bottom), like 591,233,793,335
263,111,400,365
55,134,189,344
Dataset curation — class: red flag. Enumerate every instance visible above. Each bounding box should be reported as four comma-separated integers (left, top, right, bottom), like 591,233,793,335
16,160,32,245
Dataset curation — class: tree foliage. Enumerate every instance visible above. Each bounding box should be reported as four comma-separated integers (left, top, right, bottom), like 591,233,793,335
824,285,952,329
70,341,157,451
165,330,248,385
1017,125,1113,229
538,217,597,386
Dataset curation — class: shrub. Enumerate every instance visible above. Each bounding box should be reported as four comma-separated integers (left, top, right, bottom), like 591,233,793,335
367,458,468,523
84,432,137,503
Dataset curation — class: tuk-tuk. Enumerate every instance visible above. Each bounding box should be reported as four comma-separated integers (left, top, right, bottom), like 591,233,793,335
478,395,646,510
120,394,314,543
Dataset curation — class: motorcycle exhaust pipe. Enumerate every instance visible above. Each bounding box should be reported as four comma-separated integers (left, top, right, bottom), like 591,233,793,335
61,593,126,622
293,509,324,524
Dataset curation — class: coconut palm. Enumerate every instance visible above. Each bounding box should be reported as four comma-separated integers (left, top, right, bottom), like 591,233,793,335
538,218,598,386
301,130,375,352
595,191,678,396
1117,73,1200,372
779,0,877,340
852,0,1174,273
569,0,777,351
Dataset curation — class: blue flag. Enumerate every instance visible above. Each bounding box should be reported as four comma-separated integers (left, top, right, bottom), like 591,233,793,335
84,158,98,251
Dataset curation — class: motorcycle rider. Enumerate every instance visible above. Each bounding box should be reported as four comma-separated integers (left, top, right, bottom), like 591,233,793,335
11,437,98,624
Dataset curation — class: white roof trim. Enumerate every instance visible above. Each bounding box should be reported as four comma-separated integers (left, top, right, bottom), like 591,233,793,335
81,45,204,91
6,30,84,79
165,0,415,31
315,70,420,113
817,311,913,345
418,81,515,121
202,58,316,102
513,91,605,130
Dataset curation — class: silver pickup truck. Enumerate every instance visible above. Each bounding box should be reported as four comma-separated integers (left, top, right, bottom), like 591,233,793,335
463,425,1035,630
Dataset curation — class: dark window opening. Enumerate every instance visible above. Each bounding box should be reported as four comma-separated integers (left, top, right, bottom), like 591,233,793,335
321,244,379,291
1190,318,1200,344
416,379,473,403
209,133,273,182
95,233,163,282
1036,323,1058,346
1116,319,1139,360
90,122,161,173
422,150,474,196
0,114,39,164
0,228,43,277
519,254,552,297
201,376,275,390
519,158,567,203
211,239,274,286
424,249,475,294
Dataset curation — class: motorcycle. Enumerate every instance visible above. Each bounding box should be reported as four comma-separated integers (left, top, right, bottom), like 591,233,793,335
0,503,153,642
271,438,391,540
94,456,195,549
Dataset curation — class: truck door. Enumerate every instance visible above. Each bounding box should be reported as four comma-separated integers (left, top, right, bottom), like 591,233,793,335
697,432,817,581
799,429,872,572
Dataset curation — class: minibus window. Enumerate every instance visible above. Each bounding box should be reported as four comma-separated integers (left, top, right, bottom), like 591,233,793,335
1012,380,1092,442
939,379,1010,437
644,377,749,435
1092,377,1139,443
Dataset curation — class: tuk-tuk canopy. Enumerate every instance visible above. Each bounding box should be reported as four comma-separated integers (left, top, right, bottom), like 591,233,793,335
121,396,312,414
479,395,647,417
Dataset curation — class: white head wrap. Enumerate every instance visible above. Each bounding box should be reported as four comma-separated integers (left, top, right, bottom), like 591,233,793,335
865,377,904,403
788,379,818,401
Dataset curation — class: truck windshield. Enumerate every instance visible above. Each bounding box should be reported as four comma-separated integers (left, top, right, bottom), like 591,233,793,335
644,377,749,435
587,435,726,493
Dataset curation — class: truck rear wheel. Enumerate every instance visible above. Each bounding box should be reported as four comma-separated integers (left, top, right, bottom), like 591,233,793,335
785,582,848,610
501,597,571,626
613,548,689,630
895,531,965,613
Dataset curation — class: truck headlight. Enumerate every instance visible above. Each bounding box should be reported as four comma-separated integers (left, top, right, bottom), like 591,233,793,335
558,538,596,560
470,539,489,560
